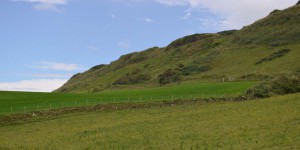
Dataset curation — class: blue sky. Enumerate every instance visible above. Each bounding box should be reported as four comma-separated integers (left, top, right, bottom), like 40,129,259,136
0,0,297,92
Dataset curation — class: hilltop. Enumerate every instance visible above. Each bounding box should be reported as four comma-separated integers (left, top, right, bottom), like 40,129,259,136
55,3,300,93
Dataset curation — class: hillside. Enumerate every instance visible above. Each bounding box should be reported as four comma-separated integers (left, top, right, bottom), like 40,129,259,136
55,3,300,93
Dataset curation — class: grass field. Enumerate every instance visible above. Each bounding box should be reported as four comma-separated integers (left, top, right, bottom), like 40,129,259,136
0,93,299,149
0,81,255,114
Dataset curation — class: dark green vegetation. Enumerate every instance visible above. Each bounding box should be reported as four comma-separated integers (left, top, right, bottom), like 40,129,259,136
247,74,300,98
55,4,300,93
113,69,150,85
0,82,255,114
255,49,291,65
1,94,299,149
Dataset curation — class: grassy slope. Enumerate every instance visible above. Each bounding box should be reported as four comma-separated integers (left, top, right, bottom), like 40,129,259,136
1,93,299,149
55,4,300,93
0,81,255,114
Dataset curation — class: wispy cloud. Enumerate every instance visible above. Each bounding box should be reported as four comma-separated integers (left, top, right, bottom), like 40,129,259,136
154,0,187,6
0,79,67,92
26,73,72,78
26,61,86,71
144,18,154,23
12,0,69,11
182,12,191,19
153,0,297,29
118,39,130,50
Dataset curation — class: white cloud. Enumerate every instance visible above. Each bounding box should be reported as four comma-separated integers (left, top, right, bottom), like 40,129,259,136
118,39,130,50
154,0,187,6
182,12,191,19
26,73,72,78
0,79,67,92
144,18,154,23
26,61,86,71
12,0,69,11
154,0,297,29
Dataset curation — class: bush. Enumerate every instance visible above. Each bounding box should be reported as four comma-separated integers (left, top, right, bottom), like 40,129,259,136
119,52,149,65
270,75,300,94
90,64,106,70
167,34,213,49
70,73,81,80
158,69,181,85
113,69,150,85
246,84,271,98
255,48,290,65
270,9,281,15
218,30,238,36
128,55,148,64
91,87,104,93
246,74,300,98
181,65,211,75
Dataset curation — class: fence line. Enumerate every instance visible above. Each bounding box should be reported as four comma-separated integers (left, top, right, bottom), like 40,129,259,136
0,93,230,115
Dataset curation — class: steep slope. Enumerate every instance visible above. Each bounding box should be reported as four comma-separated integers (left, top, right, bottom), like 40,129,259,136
55,3,300,93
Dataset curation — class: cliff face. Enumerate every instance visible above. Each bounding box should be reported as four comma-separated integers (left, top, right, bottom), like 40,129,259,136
55,4,300,93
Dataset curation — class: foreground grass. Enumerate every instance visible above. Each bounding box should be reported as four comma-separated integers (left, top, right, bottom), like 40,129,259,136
0,93,299,149
0,81,255,114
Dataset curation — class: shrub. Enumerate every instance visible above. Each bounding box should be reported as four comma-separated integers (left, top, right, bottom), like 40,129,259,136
91,87,104,93
246,84,271,98
181,65,211,75
270,75,300,94
128,55,148,64
181,66,199,75
90,64,106,70
255,48,290,65
270,9,281,15
70,73,81,80
218,30,238,36
177,63,185,69
144,63,150,68
113,69,150,85
167,34,213,49
118,52,149,64
158,69,181,85
246,74,300,98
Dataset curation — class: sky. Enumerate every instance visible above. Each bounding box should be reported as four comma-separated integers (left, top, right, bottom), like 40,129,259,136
0,0,297,92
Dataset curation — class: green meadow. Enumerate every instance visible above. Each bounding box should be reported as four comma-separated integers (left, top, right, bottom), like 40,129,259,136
0,4,299,150
0,93,299,149
0,81,255,114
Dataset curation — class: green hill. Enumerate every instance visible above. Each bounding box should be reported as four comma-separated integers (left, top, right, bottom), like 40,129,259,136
55,4,300,93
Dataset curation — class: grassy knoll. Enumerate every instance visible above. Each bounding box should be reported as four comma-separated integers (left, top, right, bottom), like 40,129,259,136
0,81,255,114
0,93,299,149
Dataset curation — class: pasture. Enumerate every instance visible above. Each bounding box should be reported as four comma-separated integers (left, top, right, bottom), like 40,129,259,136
0,81,255,114
0,93,299,149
